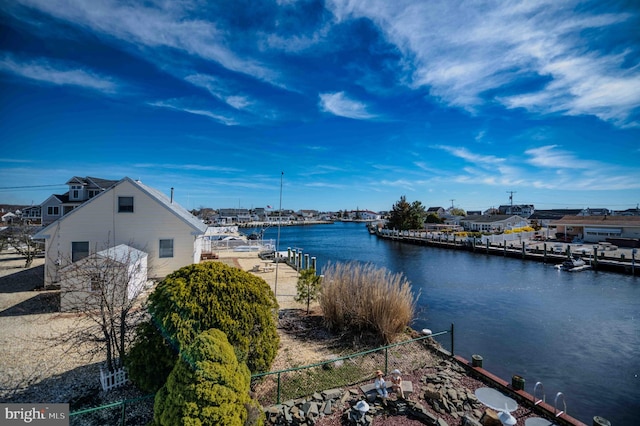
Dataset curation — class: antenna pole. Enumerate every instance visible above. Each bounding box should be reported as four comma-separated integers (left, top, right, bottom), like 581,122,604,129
274,172,283,297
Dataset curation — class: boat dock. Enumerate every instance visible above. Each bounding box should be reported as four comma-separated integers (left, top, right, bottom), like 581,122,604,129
373,229,638,275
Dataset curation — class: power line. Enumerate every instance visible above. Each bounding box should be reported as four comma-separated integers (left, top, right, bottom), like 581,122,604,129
0,184,65,190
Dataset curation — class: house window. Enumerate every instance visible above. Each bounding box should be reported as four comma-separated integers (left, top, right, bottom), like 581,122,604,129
118,196,134,213
72,241,89,262
90,273,104,292
47,206,60,215
159,239,174,258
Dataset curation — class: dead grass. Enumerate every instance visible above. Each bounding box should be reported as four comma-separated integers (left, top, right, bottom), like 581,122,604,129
320,261,417,344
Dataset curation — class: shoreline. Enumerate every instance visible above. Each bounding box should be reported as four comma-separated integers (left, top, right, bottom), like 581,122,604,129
373,229,639,275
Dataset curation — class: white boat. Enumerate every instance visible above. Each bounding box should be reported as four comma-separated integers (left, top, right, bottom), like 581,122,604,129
555,256,590,272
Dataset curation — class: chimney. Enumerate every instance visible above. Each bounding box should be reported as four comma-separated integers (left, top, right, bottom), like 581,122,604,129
170,187,174,204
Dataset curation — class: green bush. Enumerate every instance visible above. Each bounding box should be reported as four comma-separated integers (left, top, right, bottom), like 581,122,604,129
125,320,177,393
152,328,262,426
319,261,416,344
127,262,279,392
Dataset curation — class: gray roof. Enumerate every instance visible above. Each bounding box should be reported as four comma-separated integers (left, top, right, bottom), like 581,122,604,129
461,214,524,223
65,176,118,189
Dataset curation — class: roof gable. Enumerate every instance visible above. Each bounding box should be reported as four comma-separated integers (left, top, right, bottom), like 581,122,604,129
34,177,207,238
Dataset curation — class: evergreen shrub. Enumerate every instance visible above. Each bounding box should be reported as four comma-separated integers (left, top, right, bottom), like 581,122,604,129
125,320,177,393
152,328,263,426
127,262,279,392
319,261,416,344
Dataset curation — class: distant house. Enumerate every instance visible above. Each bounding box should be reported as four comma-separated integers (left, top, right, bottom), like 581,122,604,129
498,204,534,218
549,215,640,244
359,210,382,220
40,194,66,226
58,244,147,312
34,177,208,287
427,207,446,216
39,176,118,225
528,209,583,228
217,208,251,224
460,215,528,232
22,205,41,223
1,212,18,224
298,210,319,220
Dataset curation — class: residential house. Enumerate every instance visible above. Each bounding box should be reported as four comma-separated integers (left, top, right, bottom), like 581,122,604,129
297,210,319,220
528,209,583,228
427,207,446,217
22,205,41,223
1,211,18,224
39,176,118,225
549,215,640,245
460,215,528,233
217,208,251,224
498,204,535,218
359,210,382,221
34,177,208,287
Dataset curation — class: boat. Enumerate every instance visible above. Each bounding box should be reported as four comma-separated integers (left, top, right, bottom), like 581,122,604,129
555,256,590,272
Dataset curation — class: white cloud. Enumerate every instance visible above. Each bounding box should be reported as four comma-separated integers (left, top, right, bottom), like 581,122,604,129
318,91,376,119
434,145,505,166
0,54,118,93
327,0,639,126
185,74,253,111
524,145,598,169
14,0,278,84
148,99,238,126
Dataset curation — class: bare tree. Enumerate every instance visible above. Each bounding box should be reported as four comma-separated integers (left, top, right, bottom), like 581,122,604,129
56,243,150,373
1,224,43,267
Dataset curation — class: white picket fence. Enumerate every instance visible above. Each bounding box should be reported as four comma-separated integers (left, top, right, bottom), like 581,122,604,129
100,366,129,391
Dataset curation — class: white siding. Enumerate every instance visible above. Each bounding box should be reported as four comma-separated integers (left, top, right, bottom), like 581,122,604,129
42,179,202,286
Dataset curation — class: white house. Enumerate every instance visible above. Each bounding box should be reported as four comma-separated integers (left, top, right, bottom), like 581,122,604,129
460,215,529,232
34,177,208,287
58,244,148,312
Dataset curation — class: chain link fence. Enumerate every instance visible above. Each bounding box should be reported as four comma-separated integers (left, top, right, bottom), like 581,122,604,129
251,329,451,406
69,394,154,426
68,328,452,424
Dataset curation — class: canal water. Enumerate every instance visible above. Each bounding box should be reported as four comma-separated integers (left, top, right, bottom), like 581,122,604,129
262,221,640,424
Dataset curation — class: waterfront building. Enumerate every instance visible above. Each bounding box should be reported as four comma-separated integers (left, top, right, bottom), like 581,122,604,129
550,215,640,245
460,214,528,232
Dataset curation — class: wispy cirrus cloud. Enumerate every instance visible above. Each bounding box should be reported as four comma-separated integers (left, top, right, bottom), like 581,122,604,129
524,145,599,169
328,0,639,127
434,145,505,166
319,92,377,120
10,0,278,84
185,73,252,111
148,99,238,126
0,53,118,93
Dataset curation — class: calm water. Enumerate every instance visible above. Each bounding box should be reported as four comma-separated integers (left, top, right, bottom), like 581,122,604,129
263,222,640,424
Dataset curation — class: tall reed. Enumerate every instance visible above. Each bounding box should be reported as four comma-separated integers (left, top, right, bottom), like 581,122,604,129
319,261,416,344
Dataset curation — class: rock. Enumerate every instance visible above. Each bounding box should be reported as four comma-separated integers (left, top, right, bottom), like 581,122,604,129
437,418,449,426
323,388,343,400
424,384,441,400
447,388,458,401
462,414,482,426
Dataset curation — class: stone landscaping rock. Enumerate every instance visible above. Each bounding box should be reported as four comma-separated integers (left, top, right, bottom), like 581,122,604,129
263,356,486,425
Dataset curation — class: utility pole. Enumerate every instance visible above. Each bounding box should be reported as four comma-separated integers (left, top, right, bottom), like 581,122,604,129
507,191,516,208
450,199,455,209
274,172,284,297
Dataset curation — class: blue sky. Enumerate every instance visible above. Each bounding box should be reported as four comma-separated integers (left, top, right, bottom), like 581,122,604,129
1,0,639,213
